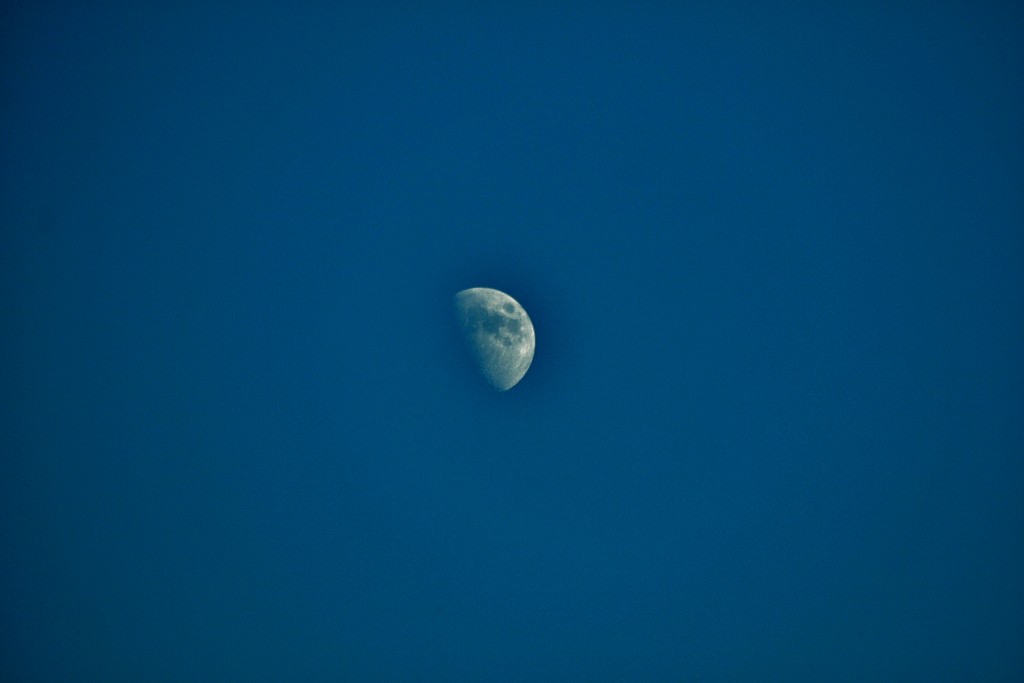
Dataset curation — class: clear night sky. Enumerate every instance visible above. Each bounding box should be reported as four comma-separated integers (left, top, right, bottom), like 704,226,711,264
2,2,1023,681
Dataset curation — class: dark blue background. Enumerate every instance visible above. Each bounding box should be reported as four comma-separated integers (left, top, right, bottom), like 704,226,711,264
3,2,1022,680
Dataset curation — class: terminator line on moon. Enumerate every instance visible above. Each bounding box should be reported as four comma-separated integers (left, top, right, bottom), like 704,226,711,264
454,287,535,391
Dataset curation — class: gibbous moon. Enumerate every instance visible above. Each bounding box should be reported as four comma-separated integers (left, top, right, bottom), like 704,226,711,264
454,287,535,391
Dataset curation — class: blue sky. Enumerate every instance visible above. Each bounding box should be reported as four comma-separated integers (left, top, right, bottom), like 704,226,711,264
2,2,1023,680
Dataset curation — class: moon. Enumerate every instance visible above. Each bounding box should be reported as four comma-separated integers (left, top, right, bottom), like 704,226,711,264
454,287,535,391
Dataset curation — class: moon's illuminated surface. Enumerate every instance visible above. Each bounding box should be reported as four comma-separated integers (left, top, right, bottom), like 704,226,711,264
454,287,535,391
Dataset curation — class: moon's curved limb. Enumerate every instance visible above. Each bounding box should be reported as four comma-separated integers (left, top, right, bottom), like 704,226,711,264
454,287,535,390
